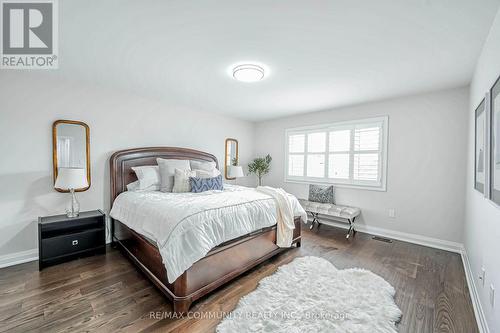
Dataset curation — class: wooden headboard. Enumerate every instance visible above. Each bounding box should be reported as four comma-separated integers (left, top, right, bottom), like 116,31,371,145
109,147,219,203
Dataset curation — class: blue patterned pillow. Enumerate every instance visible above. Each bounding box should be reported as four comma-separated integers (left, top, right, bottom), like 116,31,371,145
190,175,223,193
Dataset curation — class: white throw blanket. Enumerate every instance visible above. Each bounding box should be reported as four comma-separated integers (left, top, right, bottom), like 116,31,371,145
256,186,295,247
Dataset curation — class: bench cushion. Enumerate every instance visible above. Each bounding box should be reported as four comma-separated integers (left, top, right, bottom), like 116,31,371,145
299,199,360,220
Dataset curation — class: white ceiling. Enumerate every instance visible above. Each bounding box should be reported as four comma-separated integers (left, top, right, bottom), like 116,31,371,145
55,0,500,121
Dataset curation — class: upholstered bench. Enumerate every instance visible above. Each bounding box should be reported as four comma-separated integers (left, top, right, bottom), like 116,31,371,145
298,199,361,239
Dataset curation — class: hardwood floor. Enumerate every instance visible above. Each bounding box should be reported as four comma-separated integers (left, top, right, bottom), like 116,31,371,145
0,225,477,333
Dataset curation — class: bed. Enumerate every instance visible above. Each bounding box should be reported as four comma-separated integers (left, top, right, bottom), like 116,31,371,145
109,147,304,313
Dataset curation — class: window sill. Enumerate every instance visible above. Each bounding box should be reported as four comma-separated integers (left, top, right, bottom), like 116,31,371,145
284,178,387,192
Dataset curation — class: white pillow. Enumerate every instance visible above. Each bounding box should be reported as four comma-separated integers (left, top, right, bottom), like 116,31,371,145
190,160,216,172
172,168,196,193
126,180,159,192
157,158,191,192
194,168,221,179
131,166,160,190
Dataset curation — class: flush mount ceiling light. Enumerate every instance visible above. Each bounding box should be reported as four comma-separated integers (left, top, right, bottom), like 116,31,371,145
232,64,265,82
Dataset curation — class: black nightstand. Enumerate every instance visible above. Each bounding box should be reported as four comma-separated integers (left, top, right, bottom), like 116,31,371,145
38,210,106,270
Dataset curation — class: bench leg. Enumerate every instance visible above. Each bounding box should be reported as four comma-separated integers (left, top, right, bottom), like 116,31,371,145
309,212,320,230
346,217,357,239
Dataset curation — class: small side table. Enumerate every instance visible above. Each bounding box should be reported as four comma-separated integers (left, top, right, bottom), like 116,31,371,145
38,210,106,270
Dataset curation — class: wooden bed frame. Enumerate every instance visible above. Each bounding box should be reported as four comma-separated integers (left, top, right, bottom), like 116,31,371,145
110,147,302,313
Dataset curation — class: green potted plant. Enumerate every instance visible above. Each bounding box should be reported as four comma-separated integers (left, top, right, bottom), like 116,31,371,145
248,154,272,186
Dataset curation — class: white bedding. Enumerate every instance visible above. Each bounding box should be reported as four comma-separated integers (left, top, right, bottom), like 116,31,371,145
110,184,307,283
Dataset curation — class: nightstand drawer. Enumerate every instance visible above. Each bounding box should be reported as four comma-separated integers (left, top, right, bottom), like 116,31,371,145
41,228,105,260
40,218,104,238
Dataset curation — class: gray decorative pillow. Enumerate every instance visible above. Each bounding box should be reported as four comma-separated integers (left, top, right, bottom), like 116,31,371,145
172,168,196,193
308,185,335,204
190,160,217,172
157,158,191,192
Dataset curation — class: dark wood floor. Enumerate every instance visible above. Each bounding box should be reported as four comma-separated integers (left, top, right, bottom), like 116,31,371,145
0,225,477,333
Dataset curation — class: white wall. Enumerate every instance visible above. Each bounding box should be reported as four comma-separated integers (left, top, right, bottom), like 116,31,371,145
0,72,255,259
255,87,469,245
465,7,500,332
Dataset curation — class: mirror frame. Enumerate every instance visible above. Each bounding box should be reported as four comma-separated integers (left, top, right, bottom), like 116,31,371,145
52,119,91,193
224,138,239,180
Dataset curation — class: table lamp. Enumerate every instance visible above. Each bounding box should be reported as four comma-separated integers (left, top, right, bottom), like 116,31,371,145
228,165,244,178
55,168,88,217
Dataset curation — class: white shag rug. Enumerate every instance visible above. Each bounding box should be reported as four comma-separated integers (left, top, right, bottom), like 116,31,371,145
216,256,401,333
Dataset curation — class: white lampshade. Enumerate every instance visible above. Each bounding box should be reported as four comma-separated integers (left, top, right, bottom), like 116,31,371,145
55,168,88,190
228,165,244,178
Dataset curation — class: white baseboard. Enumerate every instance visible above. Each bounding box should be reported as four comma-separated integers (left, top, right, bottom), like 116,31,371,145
0,248,38,269
461,249,490,333
0,240,114,269
309,218,463,253
358,224,463,253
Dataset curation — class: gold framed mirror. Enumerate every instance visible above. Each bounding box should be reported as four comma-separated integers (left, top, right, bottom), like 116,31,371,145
225,138,239,180
52,120,91,192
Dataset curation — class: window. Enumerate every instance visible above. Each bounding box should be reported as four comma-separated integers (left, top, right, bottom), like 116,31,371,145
285,116,388,190
57,136,73,168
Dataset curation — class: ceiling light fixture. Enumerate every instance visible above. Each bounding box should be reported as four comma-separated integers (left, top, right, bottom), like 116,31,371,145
232,64,265,82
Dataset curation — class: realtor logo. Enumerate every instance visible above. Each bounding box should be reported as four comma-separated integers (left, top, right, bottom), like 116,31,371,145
1,0,58,69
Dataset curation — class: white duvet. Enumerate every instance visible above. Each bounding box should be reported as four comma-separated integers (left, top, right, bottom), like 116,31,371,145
110,184,307,283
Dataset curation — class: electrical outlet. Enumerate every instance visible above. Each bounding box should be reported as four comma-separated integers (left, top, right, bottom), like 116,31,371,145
490,285,495,307
388,209,395,218
479,267,486,286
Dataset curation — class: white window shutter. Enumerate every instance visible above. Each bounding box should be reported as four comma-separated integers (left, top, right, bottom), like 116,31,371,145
353,153,379,181
354,126,380,151
353,124,382,182
288,155,304,176
289,134,305,153
329,129,350,152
